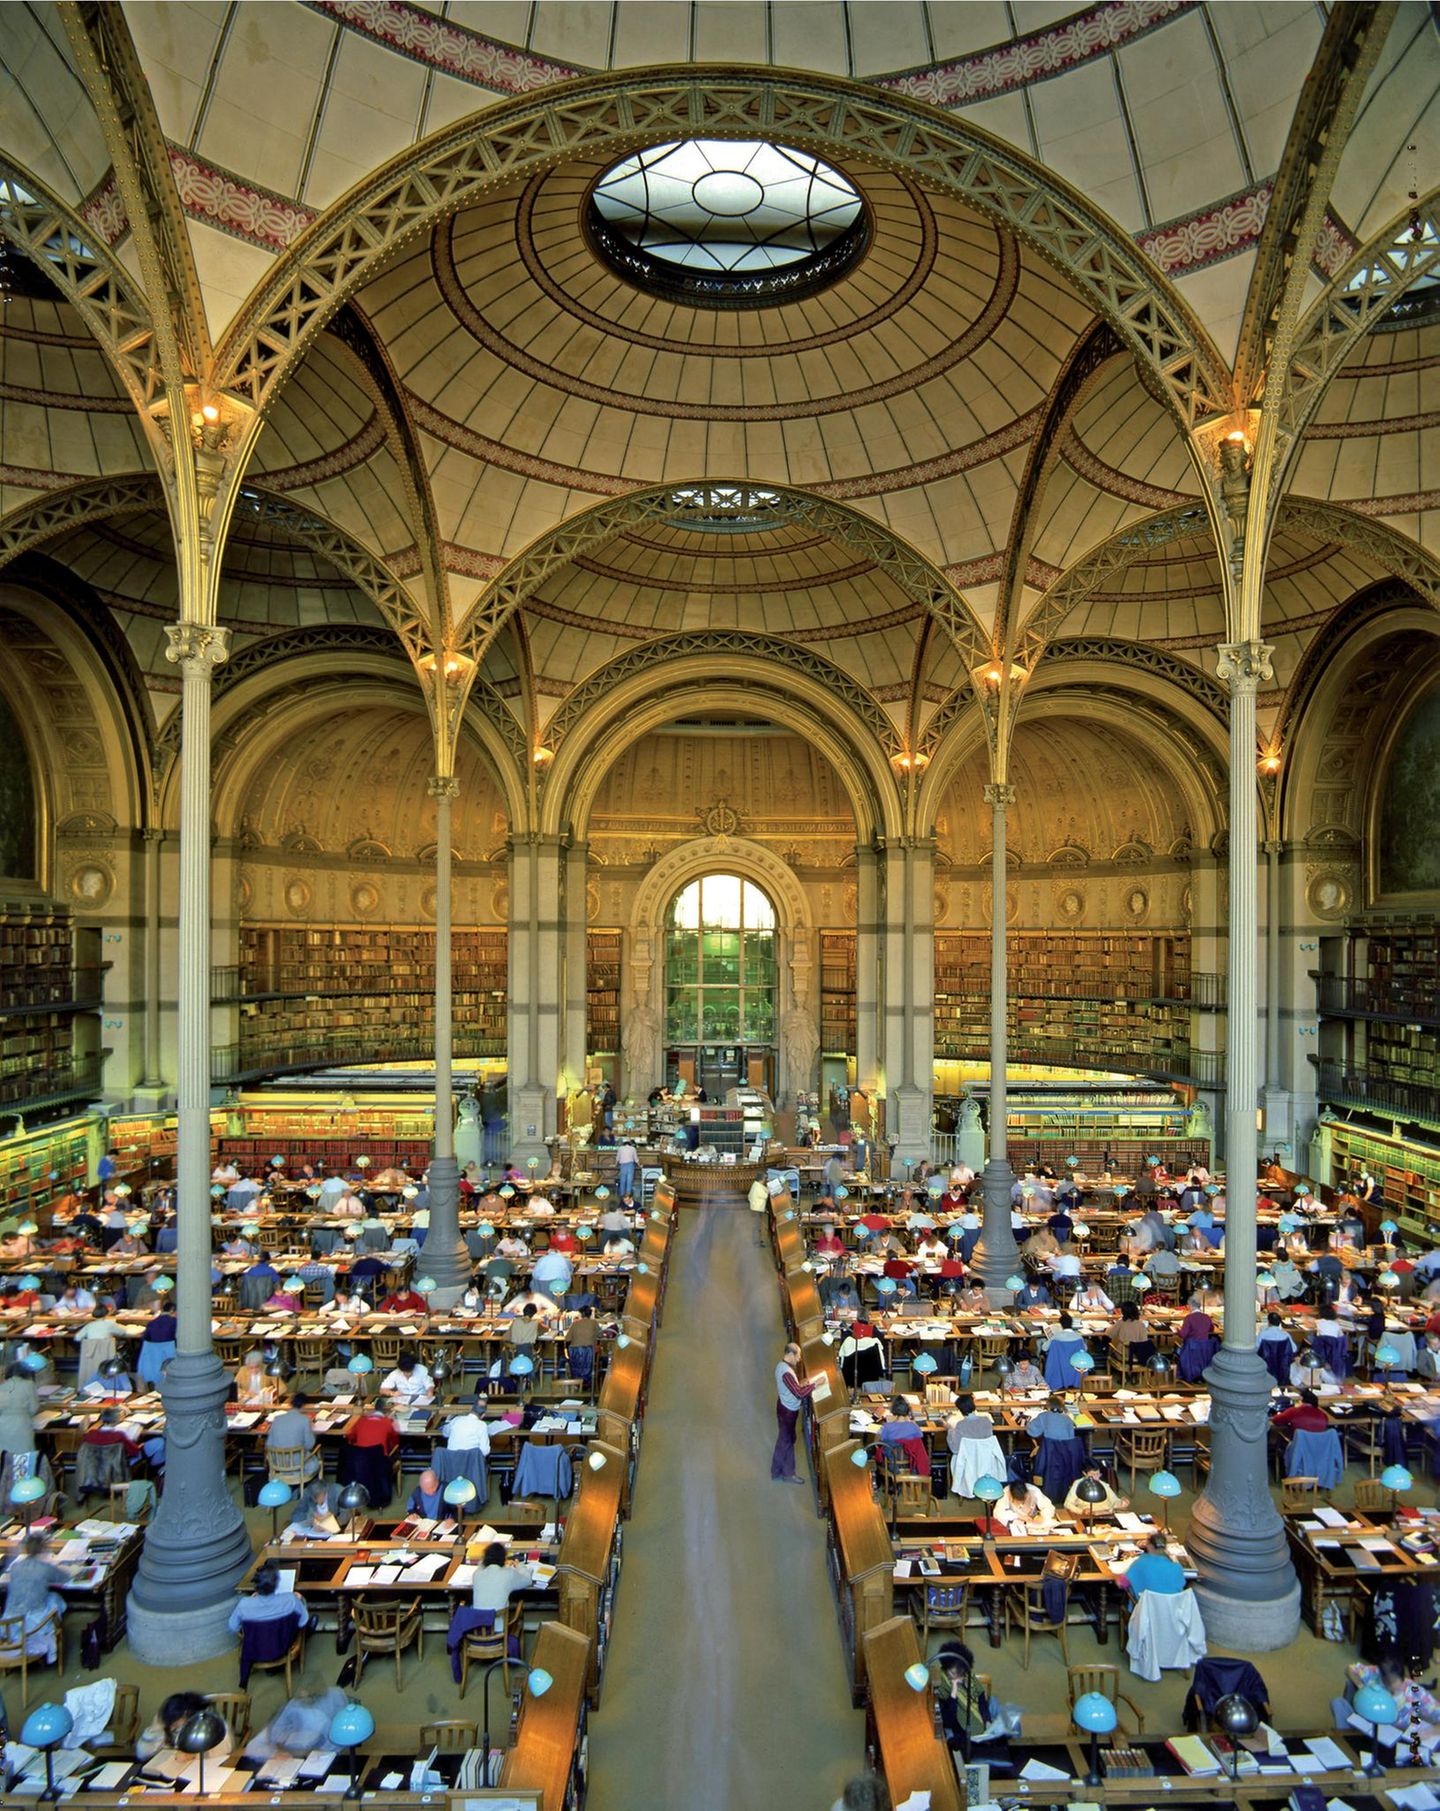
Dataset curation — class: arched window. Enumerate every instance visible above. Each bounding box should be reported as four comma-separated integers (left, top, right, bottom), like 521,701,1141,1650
664,874,776,1092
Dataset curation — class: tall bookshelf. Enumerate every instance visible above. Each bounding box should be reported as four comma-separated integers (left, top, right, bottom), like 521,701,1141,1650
933,932,1196,1079
820,931,856,1057
230,924,507,1077
1,908,103,1110
1316,920,1440,1122
0,1113,94,1221
587,930,621,1070
1327,1121,1440,1247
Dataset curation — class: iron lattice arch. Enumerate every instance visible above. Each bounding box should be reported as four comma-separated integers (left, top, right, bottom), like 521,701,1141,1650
456,480,989,671
213,70,1229,432
539,628,904,763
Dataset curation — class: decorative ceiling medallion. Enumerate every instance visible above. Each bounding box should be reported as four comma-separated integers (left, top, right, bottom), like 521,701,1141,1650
67,861,113,908
284,876,311,918
1306,868,1353,921
587,140,869,308
1122,885,1150,924
1055,885,1086,923
351,880,382,918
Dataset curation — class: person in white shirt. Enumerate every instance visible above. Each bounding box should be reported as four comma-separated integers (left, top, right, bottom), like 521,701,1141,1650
523,1193,556,1218
603,1233,636,1257
470,1541,533,1613
993,1478,1055,1533
445,1407,492,1454
503,1288,561,1320
55,1284,97,1316
496,1233,530,1261
322,1290,369,1316
1048,1251,1082,1282
380,1354,433,1405
597,1206,629,1234
1072,1280,1114,1313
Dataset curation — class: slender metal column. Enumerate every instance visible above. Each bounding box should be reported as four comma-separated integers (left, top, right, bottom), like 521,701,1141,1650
140,827,163,1087
561,839,590,1098
422,775,467,1289
128,624,251,1657
973,782,1020,1293
854,843,879,1098
1187,640,1299,1648
1265,840,1282,1090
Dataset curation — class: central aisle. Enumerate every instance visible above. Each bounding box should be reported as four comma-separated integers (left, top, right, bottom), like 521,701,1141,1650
586,1204,864,1811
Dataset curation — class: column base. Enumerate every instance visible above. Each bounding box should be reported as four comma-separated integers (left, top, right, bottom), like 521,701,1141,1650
887,1084,931,1167
129,1351,252,1625
124,1593,241,1666
510,1085,553,1171
1187,1345,1299,1638
419,1154,469,1290
1260,1087,1295,1163
129,1083,172,1110
1191,1578,1302,1653
972,1157,1021,1299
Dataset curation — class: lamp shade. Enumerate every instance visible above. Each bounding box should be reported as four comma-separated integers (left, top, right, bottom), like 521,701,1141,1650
527,1668,554,1697
1073,1220,1090,1237
1149,1470,1182,1500
1073,1692,1118,1734
874,1277,897,1296
615,1334,631,1349
1131,1274,1151,1291
1070,1351,1096,1374
635,1261,649,1274
509,1354,535,1376
337,1481,371,1513
17,1220,37,1235
328,1704,377,1748
1353,1684,1398,1727
21,1704,75,1747
1380,1218,1398,1236
10,1474,47,1504
1075,1476,1109,1504
347,1355,373,1374
257,1480,293,1509
1148,1354,1171,1376
1380,1465,1413,1491
912,1352,938,1375
176,1709,228,1757
903,1662,930,1692
586,1450,608,1471
443,1477,477,1505
20,1351,47,1373
974,1475,1004,1502
1375,1343,1402,1367
1214,1694,1259,1738
1004,1274,1025,1292
415,1277,436,1293
850,1447,871,1468
835,1185,849,1201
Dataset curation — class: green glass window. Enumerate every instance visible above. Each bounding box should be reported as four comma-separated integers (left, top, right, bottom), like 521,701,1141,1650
665,874,776,1061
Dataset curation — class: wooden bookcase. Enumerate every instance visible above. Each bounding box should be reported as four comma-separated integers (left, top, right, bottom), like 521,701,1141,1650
1327,1121,1440,1246
1,908,104,1109
0,1113,93,1220
820,930,856,1057
586,929,620,1066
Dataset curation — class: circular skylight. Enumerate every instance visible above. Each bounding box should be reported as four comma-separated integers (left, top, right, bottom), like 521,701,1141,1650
588,140,868,307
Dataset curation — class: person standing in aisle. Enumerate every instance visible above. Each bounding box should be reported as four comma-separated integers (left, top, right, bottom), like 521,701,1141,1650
771,1341,814,1485
616,1137,639,1202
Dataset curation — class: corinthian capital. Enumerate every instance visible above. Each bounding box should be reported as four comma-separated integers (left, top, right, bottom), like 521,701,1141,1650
983,781,1016,809
1215,640,1274,693
428,775,460,800
164,623,231,672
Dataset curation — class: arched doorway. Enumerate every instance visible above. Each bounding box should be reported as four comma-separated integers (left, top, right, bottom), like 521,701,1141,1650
664,873,777,1097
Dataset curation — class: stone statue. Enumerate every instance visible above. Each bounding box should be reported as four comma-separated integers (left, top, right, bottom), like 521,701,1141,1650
781,1006,819,1093
622,1003,661,1093
455,1091,483,1173
1184,1096,1214,1141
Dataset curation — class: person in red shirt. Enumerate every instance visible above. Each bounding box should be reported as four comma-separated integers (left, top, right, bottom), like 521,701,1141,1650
82,1407,142,1461
377,1285,428,1314
546,1227,576,1254
813,1225,845,1257
346,1406,398,1454
1271,1389,1330,1433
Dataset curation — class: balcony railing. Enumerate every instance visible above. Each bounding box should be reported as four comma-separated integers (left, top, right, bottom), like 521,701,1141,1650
936,1032,1224,1090
0,1050,109,1114
1314,975,1440,1025
1313,1059,1440,1126
0,964,110,1015
212,1026,505,1086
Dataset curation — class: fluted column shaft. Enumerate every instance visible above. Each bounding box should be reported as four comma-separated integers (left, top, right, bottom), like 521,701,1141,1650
129,624,251,1641
1186,640,1299,1647
421,776,467,1289
141,828,163,1088
974,783,1020,1293
854,843,879,1097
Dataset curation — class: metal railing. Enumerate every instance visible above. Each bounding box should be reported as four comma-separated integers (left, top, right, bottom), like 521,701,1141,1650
0,963,109,1015
1313,1059,1440,1126
211,1028,505,1086
1314,975,1440,1024
0,1050,109,1115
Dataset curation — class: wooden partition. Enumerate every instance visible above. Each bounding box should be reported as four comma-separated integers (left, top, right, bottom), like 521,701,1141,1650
799,1330,850,1507
595,1334,649,1514
783,1265,826,1345
862,1615,965,1811
623,1266,661,1334
501,1621,592,1811
555,1435,627,1706
823,1435,896,1703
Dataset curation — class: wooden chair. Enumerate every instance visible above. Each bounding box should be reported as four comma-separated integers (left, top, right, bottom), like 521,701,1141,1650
205,1691,252,1750
1353,1477,1396,1514
243,1617,307,1695
918,1582,971,1645
1067,1663,1145,1735
1114,1426,1169,1493
0,1608,63,1707
371,1334,403,1368
291,1336,330,1381
1085,1372,1116,1396
352,1597,424,1691
1005,1552,1078,1669
212,1293,237,1317
419,1721,478,1751
266,1445,313,1488
1281,1476,1321,1512
91,1682,140,1755
885,1473,933,1521
107,1480,154,1522
214,1335,246,1368
459,1600,524,1700
1190,1434,1212,1489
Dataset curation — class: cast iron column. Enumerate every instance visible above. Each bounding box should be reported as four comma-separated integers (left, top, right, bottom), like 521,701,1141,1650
974,782,1020,1293
127,624,252,1660
421,775,468,1290
1186,640,1300,1647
